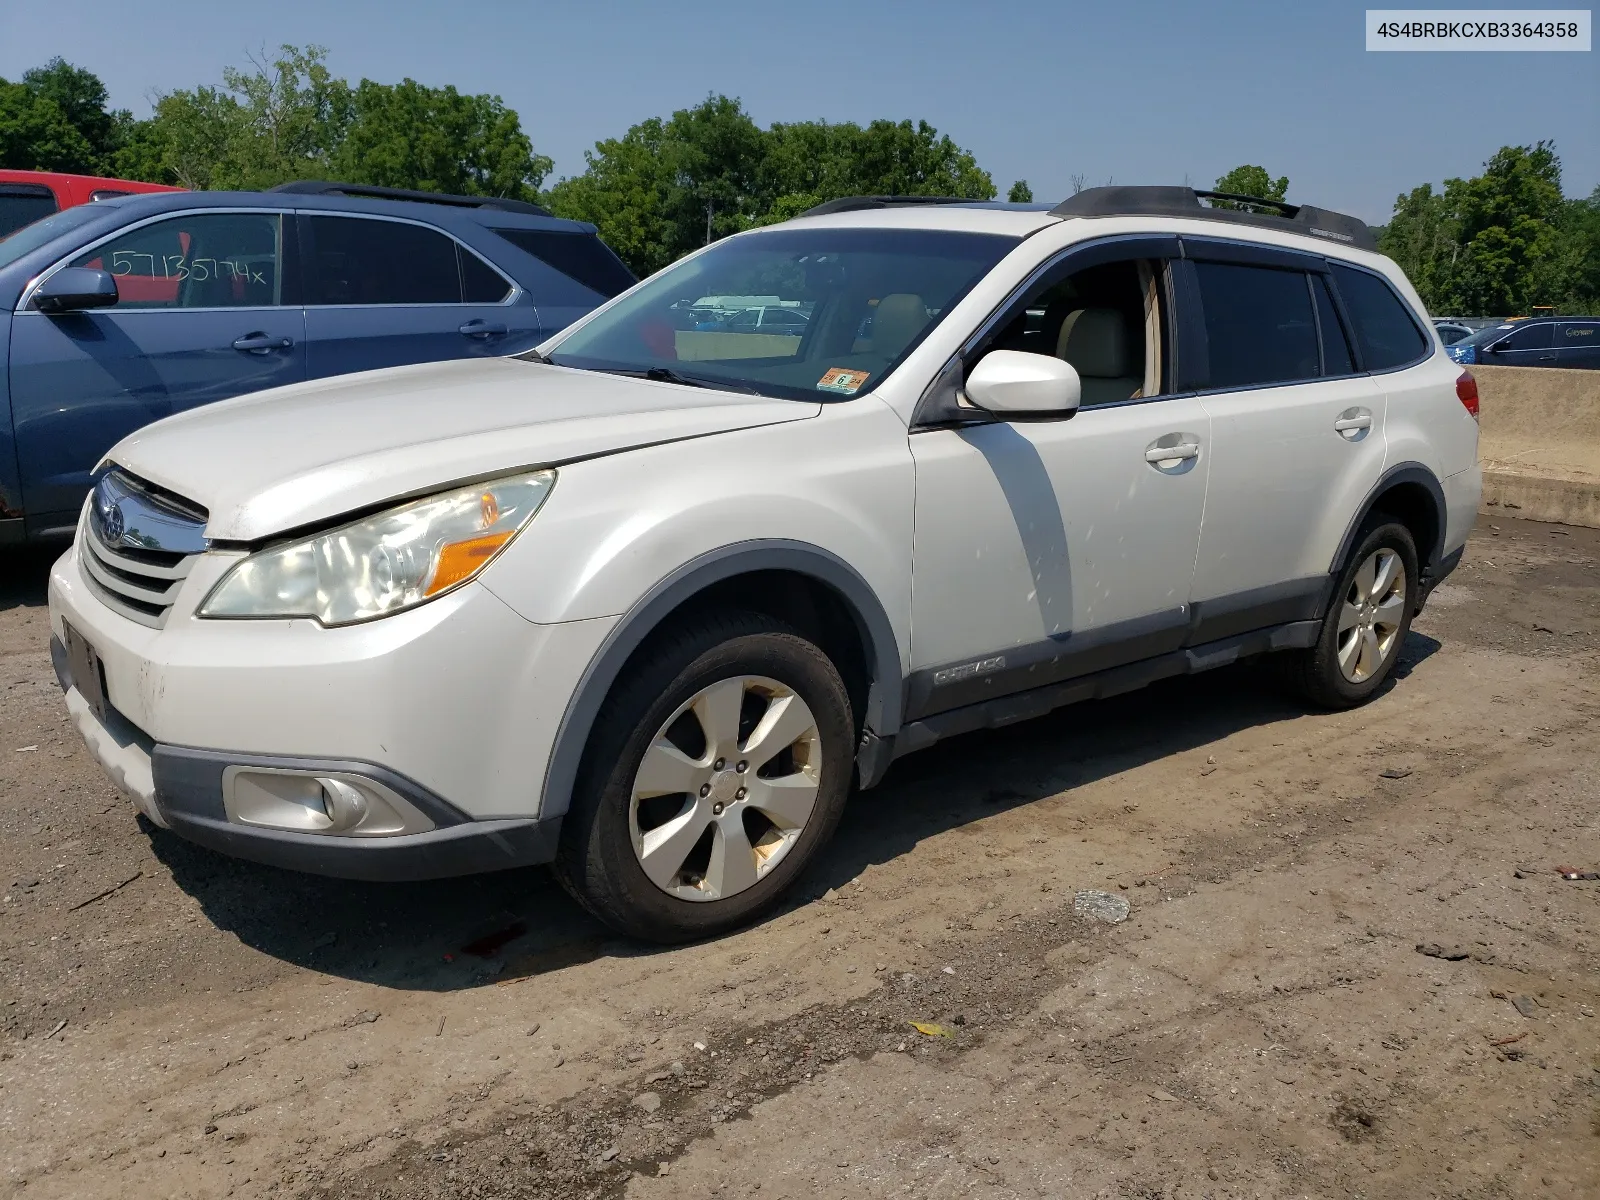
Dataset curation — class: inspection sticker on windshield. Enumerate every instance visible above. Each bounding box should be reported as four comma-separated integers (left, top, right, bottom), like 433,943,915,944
817,367,870,394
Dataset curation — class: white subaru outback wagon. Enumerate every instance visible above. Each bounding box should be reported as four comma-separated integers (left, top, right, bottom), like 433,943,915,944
48,186,1481,941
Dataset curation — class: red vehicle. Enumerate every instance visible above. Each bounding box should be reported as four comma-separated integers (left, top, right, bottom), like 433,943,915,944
0,170,183,240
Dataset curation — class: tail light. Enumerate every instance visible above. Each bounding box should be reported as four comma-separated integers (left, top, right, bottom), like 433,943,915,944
1455,370,1479,420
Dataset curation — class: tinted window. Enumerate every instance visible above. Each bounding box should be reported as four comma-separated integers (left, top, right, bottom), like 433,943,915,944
1499,322,1553,350
0,185,60,240
459,247,512,303
1559,321,1599,344
1330,265,1428,370
71,212,283,308
491,227,636,298
1193,262,1318,388
306,216,461,305
1312,274,1355,376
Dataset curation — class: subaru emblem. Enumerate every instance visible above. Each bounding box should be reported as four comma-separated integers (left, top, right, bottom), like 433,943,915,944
103,500,125,542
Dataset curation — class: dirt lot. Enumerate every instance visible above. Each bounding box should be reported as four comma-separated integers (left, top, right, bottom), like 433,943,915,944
2,515,1597,1200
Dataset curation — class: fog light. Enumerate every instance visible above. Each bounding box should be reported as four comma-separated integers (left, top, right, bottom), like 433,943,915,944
221,767,435,837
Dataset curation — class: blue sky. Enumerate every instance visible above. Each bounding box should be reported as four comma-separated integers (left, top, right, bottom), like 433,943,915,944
3,1,1595,222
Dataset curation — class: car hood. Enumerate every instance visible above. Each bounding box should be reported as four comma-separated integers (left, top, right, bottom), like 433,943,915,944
107,358,820,542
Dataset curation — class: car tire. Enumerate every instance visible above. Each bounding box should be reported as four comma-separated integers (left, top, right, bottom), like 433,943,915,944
1277,516,1419,709
554,610,855,943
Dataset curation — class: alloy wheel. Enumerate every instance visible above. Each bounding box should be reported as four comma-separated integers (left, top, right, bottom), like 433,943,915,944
1336,548,1407,683
628,675,822,901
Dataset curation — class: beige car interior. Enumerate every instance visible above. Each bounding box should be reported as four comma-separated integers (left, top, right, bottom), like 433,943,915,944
989,258,1160,406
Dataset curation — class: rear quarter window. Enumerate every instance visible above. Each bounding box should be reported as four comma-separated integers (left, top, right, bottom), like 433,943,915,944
490,227,636,300
1330,264,1428,371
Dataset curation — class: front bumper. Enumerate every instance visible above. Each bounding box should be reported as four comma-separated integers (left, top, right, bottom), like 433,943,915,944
48,539,615,879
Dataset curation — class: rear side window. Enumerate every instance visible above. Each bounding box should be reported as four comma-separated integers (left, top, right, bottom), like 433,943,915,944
0,184,59,240
306,216,461,305
1192,261,1319,389
460,247,512,303
1311,275,1355,376
1560,321,1598,344
1330,265,1428,370
491,227,635,298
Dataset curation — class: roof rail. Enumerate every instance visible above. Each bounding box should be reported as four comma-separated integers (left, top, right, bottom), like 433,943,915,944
1049,186,1377,251
268,180,552,217
799,195,974,217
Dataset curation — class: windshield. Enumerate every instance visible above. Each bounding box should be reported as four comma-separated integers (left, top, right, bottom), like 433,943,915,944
0,204,108,273
1456,322,1517,348
545,227,1019,401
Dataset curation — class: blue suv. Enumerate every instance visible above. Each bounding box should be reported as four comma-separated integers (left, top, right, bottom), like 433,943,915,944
0,182,633,543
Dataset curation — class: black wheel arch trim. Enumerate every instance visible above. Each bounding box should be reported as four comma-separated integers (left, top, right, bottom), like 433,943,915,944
1329,462,1447,579
537,539,904,821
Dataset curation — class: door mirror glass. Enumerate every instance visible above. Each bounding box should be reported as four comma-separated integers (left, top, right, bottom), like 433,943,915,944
33,267,118,313
965,349,1081,417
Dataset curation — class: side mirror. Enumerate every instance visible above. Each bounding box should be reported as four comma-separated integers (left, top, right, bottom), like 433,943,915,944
34,267,118,314
965,349,1081,418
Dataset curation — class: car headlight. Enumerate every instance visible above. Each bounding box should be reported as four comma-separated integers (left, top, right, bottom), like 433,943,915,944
200,470,555,625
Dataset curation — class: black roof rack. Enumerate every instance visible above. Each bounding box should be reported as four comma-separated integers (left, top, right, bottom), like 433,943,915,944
799,195,975,217
268,180,552,217
1050,186,1376,251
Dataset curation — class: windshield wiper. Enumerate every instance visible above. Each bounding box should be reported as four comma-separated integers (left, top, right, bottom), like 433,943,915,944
591,365,764,395
517,347,551,364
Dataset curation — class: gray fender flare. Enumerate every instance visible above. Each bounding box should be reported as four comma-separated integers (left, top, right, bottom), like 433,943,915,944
537,539,903,821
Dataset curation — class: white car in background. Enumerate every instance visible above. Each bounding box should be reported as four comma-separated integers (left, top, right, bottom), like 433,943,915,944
49,187,1480,942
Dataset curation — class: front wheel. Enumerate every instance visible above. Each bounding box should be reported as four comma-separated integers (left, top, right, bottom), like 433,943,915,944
1278,517,1419,709
555,611,855,943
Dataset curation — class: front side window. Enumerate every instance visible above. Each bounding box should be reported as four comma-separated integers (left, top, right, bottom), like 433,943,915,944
1330,264,1427,370
547,227,1017,401
1498,321,1553,351
1193,261,1318,389
978,257,1161,406
305,216,462,306
70,212,284,309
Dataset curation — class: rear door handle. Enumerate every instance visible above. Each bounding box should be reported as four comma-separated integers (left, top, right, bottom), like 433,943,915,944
1334,407,1374,440
1145,441,1200,464
460,320,508,339
232,333,294,354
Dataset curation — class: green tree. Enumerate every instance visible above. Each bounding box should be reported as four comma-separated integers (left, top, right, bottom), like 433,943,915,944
131,45,350,189
330,78,551,199
1211,164,1289,209
1378,183,1460,310
1450,142,1566,314
0,79,96,171
0,57,136,174
1007,179,1033,203
21,58,134,168
546,96,767,276
548,101,996,275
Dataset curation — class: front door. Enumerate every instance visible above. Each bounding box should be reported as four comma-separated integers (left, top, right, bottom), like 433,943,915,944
9,210,303,527
908,251,1209,719
298,213,539,378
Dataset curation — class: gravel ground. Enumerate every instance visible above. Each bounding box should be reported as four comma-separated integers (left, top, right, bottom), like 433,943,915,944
1,515,1597,1199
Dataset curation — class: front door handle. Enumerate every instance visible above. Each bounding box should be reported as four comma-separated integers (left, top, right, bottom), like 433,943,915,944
232,333,294,354
1335,407,1374,440
460,320,508,339
1145,441,1200,464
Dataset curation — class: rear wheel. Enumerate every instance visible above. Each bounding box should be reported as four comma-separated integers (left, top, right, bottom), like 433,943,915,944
555,611,854,943
1278,517,1418,709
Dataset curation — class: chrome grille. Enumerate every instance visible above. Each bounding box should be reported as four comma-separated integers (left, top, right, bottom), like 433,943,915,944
81,470,209,629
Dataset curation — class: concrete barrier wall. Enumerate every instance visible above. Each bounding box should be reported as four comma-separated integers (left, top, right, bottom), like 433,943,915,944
1471,364,1600,527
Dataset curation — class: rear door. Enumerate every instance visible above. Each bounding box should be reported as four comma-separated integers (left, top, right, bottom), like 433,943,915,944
8,209,304,527
1183,245,1387,639
1556,320,1600,368
299,213,538,377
